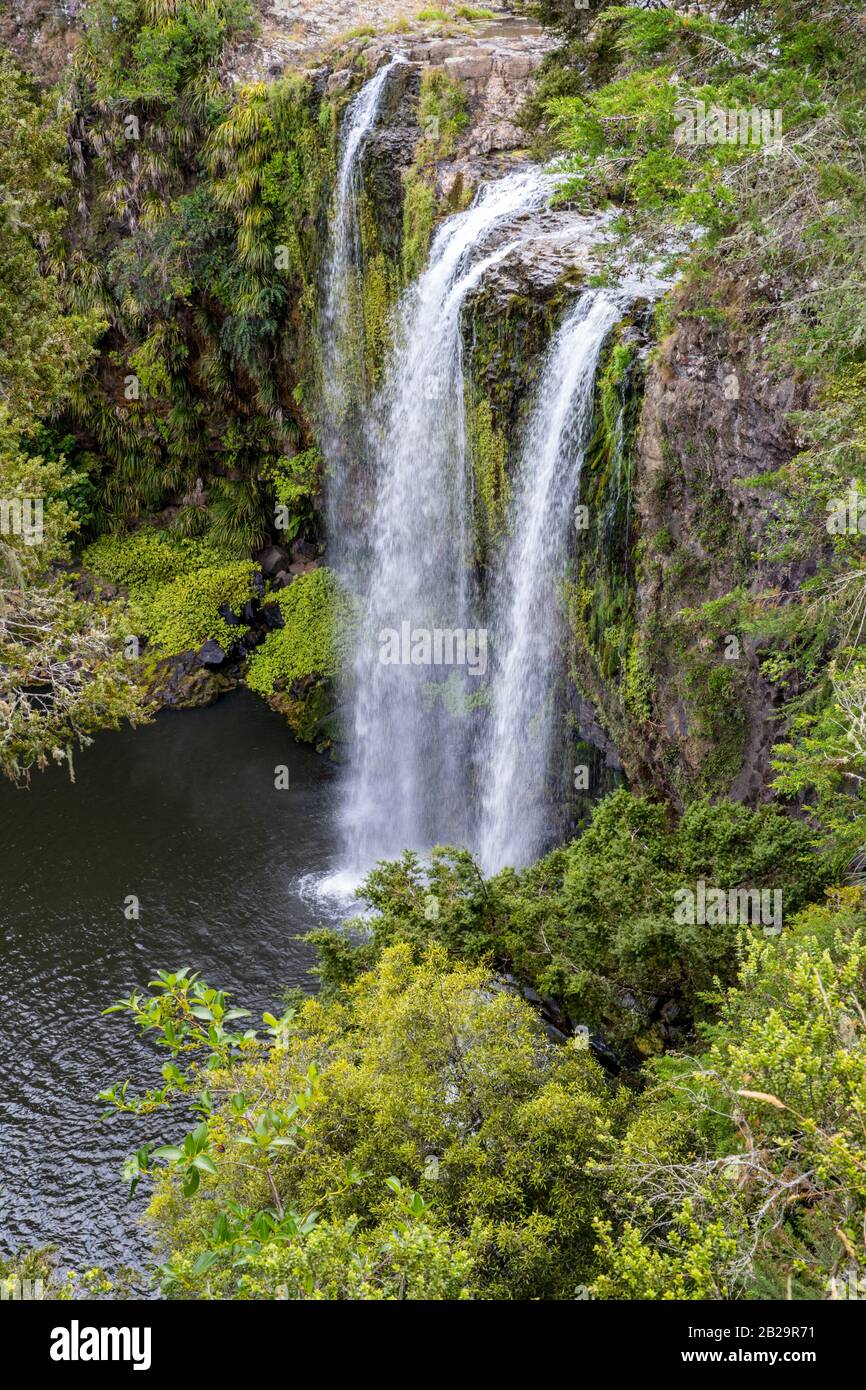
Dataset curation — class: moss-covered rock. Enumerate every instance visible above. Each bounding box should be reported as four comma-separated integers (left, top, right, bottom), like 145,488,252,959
246,567,357,748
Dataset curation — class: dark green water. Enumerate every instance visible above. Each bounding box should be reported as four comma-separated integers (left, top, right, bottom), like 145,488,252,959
0,690,341,1277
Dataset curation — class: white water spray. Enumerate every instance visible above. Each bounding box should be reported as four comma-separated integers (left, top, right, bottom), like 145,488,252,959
340,168,554,874
477,291,622,874
321,56,406,580
316,70,641,893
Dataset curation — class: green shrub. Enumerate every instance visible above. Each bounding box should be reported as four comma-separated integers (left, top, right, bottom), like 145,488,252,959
592,887,866,1300
314,789,827,1049
103,946,627,1299
245,567,355,694
135,560,255,656
83,530,217,590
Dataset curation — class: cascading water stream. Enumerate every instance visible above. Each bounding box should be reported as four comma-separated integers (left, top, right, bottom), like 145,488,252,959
476,291,622,874
320,55,406,582
316,66,637,892
339,168,554,875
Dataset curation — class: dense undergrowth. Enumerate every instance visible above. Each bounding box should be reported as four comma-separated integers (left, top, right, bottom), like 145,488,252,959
89,873,866,1301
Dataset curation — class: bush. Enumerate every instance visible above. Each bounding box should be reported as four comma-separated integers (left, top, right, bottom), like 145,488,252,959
592,888,866,1300
83,531,217,590
136,560,255,655
85,528,255,656
102,946,627,1299
313,789,827,1049
245,567,355,694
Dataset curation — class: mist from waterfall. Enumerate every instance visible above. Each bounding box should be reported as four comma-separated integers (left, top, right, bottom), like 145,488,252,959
477,291,621,874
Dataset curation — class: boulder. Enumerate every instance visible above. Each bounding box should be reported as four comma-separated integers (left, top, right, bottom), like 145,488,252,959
262,603,285,630
217,601,242,626
259,544,291,578
198,639,227,669
444,53,493,83
143,648,237,709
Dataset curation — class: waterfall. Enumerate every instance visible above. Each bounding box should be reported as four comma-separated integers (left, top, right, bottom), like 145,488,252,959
339,168,554,875
316,71,634,892
320,55,406,582
477,291,621,874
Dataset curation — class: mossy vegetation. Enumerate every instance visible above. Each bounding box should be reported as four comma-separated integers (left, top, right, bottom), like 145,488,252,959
245,568,356,743
466,395,510,563
99,818,866,1302
401,68,470,282
61,2,338,546
246,567,355,695
84,529,256,657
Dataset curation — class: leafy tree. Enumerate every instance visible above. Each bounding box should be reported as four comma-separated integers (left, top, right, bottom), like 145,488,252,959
0,52,102,420
0,50,143,782
772,656,866,876
100,947,627,1299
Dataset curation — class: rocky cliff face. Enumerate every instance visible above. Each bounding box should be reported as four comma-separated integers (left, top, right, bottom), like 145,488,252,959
0,0,84,82
229,2,550,162
570,269,815,810
259,18,813,814
4,2,813,809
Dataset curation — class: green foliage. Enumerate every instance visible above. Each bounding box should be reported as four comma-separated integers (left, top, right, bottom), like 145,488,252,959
245,567,354,695
771,655,866,875
267,447,322,541
418,68,470,158
0,48,146,783
83,529,217,589
532,5,866,812
314,789,825,1049
357,224,398,388
64,8,336,541
0,1247,79,1301
136,560,254,655
401,68,470,281
466,395,510,563
0,53,102,425
0,580,146,784
1,425,82,587
592,887,866,1300
84,526,254,655
81,0,254,122
206,476,272,556
401,169,438,284
102,946,627,1299
621,633,653,722
568,327,642,737
545,6,827,234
